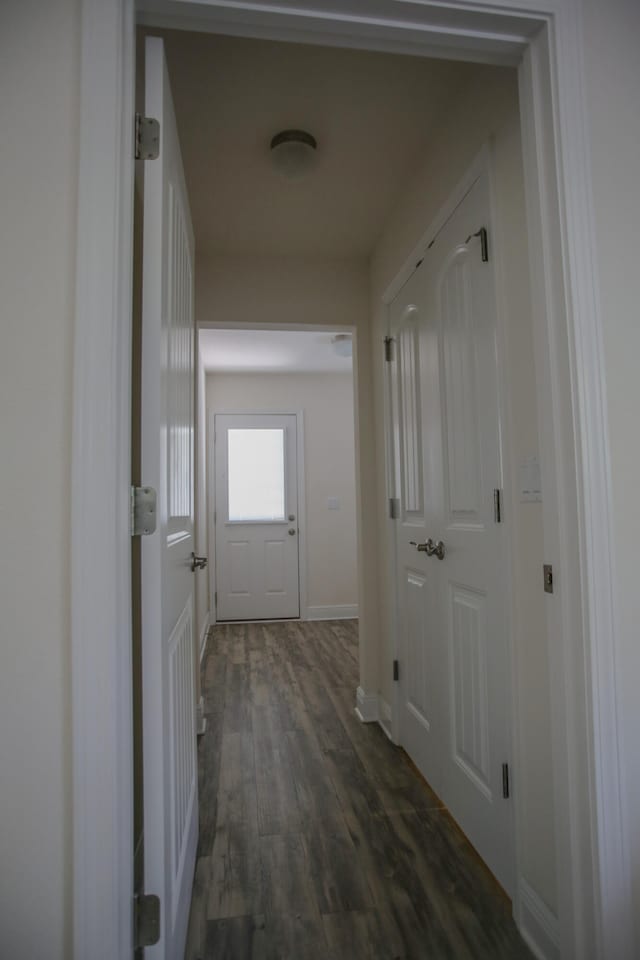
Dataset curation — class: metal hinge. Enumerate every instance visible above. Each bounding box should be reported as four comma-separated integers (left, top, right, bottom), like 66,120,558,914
134,893,161,949
543,564,554,594
215,591,218,608
388,498,400,520
502,763,510,799
383,336,395,362
493,488,502,523
393,659,399,682
466,226,489,262
131,486,157,536
135,113,160,160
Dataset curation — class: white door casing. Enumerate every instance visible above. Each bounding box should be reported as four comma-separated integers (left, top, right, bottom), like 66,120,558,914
391,172,514,894
140,36,198,960
215,413,300,620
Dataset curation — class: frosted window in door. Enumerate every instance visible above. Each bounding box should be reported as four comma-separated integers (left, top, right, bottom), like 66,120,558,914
228,429,286,521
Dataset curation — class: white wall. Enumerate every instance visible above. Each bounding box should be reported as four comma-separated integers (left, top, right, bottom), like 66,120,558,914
369,67,558,921
582,0,640,938
0,1,78,955
207,372,358,615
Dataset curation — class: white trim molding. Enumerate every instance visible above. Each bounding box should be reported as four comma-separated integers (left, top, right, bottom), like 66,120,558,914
518,878,561,960
199,611,210,662
306,604,359,621
355,686,380,723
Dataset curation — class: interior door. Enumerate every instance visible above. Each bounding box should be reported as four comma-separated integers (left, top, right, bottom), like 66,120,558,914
215,413,300,621
140,36,198,959
391,172,513,893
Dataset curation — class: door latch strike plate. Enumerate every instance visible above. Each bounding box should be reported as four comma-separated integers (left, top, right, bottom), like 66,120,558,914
134,893,161,949
393,659,399,682
502,763,510,799
131,486,157,536
543,563,554,594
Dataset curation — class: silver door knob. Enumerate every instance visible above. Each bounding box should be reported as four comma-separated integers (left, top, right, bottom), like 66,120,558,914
288,528,296,536
190,553,208,571
425,538,445,560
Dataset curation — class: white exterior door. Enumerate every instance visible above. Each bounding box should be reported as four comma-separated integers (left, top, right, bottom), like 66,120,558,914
391,172,513,893
215,414,300,621
140,37,198,960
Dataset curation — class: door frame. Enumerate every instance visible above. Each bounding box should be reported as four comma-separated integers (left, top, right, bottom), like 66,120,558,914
208,409,308,623
71,2,631,959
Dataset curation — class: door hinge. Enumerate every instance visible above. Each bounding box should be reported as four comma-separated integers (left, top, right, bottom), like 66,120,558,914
393,659,399,682
383,336,395,362
130,486,157,536
215,590,218,608
466,226,489,262
543,563,554,594
388,497,400,520
493,488,502,523
135,113,160,160
502,763,510,799
134,893,161,949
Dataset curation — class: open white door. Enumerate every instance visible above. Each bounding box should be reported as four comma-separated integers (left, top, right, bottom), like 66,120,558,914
215,413,300,621
391,172,513,894
141,36,198,959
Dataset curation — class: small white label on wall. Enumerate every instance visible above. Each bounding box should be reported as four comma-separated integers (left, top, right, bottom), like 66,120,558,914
519,455,542,502
327,497,340,510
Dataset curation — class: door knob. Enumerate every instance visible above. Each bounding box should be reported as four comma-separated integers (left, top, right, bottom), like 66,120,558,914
425,538,445,560
288,528,296,536
190,553,208,572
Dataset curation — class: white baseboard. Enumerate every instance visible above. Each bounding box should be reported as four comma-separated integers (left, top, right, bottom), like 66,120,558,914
199,612,210,662
378,697,394,740
518,877,560,960
306,604,359,621
355,686,379,723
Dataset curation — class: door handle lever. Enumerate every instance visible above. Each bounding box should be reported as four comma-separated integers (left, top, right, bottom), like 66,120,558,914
190,553,208,572
409,540,430,553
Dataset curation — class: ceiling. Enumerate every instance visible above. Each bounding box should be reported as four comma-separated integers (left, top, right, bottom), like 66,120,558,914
199,328,353,373
146,29,489,259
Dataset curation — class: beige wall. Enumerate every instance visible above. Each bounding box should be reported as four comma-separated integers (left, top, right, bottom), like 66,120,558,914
0,0,79,955
207,372,358,612
370,69,557,912
583,0,640,933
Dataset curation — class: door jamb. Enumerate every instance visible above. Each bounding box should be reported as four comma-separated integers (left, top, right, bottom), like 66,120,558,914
72,2,632,959
208,409,308,622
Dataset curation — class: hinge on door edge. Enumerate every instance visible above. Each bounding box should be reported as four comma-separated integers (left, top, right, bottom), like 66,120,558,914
493,488,502,524
134,893,161,949
135,113,160,160
388,498,400,520
393,659,399,682
465,226,489,262
383,336,395,362
502,763,510,799
131,486,157,536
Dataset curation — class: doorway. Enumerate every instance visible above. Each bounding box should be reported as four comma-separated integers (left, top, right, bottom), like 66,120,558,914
71,4,629,960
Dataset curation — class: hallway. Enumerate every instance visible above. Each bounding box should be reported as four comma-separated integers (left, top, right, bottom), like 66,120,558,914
186,620,532,959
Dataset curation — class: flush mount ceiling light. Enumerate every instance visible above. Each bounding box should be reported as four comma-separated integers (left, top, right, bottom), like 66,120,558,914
332,334,352,358
270,129,318,180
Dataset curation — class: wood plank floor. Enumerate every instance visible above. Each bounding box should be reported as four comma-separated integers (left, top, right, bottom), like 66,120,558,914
185,620,532,960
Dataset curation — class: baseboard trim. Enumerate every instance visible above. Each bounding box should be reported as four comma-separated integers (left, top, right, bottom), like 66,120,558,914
199,612,210,663
518,877,560,960
378,697,393,740
306,604,358,621
355,686,379,723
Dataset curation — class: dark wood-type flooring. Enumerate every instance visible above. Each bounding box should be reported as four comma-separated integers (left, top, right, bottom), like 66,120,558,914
185,619,532,960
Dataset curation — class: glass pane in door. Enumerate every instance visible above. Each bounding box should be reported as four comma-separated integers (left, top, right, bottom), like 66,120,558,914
227,428,286,521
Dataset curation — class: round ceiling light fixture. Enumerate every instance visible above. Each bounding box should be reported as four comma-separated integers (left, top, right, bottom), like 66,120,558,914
331,334,352,359
270,129,318,180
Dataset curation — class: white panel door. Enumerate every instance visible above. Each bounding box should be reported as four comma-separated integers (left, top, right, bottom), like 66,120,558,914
391,172,513,893
215,414,300,620
140,37,198,960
